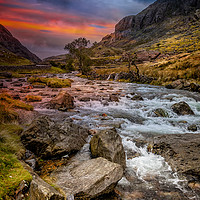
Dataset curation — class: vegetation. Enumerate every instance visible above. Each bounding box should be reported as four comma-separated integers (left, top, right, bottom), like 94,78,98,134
0,48,33,66
0,93,33,112
28,76,72,88
64,37,91,75
25,95,42,102
0,124,32,199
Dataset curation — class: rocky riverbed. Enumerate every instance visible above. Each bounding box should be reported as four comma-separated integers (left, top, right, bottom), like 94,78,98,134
1,72,200,199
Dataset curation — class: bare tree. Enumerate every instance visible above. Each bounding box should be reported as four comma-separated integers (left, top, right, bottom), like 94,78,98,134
122,52,139,78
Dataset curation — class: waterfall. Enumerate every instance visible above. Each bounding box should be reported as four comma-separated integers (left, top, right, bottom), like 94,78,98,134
106,74,111,80
114,73,119,81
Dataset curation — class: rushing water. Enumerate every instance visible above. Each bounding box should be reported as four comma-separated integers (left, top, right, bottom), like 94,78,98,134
35,74,200,199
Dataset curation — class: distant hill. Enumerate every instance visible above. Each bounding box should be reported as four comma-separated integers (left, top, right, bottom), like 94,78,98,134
0,24,41,64
100,0,200,53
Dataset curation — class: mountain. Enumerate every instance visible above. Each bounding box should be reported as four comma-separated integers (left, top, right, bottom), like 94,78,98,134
101,0,200,52
0,24,41,64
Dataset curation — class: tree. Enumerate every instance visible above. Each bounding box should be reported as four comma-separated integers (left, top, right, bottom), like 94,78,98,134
64,38,90,75
122,52,140,78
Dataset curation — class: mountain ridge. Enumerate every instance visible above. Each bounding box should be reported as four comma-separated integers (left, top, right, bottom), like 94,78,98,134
0,24,41,64
100,0,200,49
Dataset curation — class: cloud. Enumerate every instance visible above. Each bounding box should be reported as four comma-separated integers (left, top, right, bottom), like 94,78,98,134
0,0,155,58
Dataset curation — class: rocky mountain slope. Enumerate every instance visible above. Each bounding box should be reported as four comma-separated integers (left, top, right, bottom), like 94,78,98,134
101,0,200,52
0,24,41,64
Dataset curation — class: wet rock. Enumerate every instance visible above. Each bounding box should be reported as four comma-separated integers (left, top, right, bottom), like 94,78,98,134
109,94,119,102
188,124,197,132
32,85,46,88
52,157,123,199
29,175,64,200
151,134,200,180
49,91,75,111
13,82,23,87
152,108,169,118
5,79,12,82
90,128,126,169
21,116,88,159
78,96,91,102
171,101,194,115
131,95,144,101
0,72,12,78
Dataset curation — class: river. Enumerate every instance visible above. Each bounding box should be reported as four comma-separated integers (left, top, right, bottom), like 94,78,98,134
35,73,200,199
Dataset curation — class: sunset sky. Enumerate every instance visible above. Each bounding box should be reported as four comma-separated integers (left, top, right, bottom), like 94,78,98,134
0,0,154,58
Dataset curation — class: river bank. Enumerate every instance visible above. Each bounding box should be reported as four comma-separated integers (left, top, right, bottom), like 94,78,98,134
0,72,200,199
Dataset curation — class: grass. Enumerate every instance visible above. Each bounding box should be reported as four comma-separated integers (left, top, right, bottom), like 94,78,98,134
0,124,32,199
28,77,72,88
0,93,33,112
25,95,42,102
0,48,33,66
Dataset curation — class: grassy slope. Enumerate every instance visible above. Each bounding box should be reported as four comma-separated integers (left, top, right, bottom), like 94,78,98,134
0,93,34,199
0,45,33,66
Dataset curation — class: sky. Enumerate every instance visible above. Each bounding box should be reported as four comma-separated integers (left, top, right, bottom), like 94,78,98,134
0,0,155,59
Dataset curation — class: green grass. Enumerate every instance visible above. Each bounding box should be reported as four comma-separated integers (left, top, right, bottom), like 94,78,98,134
0,48,33,66
28,76,72,88
0,124,32,199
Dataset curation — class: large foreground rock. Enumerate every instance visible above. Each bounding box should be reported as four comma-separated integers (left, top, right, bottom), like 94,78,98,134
151,134,200,179
90,128,126,169
171,101,194,115
29,175,64,200
49,91,75,111
21,116,88,159
51,157,123,199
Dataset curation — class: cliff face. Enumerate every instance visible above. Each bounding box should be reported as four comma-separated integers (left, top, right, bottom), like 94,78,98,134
0,24,41,63
101,0,200,45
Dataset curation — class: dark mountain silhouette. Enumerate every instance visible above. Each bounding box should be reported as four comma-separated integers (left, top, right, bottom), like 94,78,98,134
0,24,41,63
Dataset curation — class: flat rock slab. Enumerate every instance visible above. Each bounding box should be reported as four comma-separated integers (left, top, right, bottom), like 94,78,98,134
51,157,123,199
29,175,64,200
151,133,200,179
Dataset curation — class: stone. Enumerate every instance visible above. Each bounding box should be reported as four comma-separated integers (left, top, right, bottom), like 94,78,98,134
90,128,126,169
109,94,119,102
21,116,88,159
171,101,194,115
131,95,144,101
152,108,169,118
33,85,46,88
78,96,91,102
51,157,123,199
29,175,64,200
49,91,75,111
151,134,200,180
188,124,198,132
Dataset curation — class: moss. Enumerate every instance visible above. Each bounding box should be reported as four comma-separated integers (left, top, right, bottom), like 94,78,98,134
28,76,71,88
0,124,32,199
25,95,42,102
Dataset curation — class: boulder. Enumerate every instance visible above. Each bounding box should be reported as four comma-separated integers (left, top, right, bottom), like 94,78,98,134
188,124,198,132
131,95,144,101
51,157,123,199
152,108,169,118
90,128,126,169
109,94,119,102
21,116,88,159
171,101,194,115
49,91,75,111
29,175,64,200
151,134,200,180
